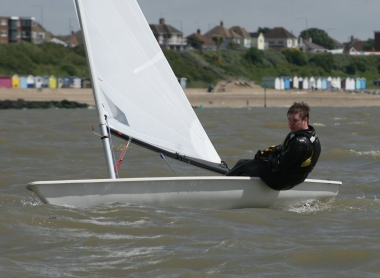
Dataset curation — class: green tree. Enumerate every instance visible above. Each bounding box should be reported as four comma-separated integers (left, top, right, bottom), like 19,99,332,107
345,63,356,75
363,38,375,50
300,28,335,49
245,47,262,64
281,49,307,66
212,35,224,50
257,27,270,34
309,54,334,72
227,40,240,50
187,35,204,54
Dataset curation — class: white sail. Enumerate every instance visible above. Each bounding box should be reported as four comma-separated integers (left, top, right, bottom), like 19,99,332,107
75,0,221,164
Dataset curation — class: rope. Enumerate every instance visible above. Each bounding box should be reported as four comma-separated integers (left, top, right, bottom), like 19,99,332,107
115,138,132,172
160,153,178,176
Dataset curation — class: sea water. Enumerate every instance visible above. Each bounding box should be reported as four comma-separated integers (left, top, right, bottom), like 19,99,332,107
1,107,379,277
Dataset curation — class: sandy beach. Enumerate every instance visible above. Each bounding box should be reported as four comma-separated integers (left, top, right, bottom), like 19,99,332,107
1,86,380,108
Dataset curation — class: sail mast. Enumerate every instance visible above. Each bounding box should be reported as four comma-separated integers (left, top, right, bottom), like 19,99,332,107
74,0,116,179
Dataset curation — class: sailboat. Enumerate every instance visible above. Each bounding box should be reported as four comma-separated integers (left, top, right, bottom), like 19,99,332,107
26,0,341,209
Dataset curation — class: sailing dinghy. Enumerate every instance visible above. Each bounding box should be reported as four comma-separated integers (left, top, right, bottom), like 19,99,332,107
27,0,341,208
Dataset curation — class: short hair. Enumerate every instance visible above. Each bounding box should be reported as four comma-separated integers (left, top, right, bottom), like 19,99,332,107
287,101,310,120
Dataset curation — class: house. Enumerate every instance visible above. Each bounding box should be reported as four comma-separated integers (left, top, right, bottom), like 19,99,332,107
203,21,242,49
52,30,82,47
229,26,252,48
249,32,265,50
265,27,298,50
32,21,51,44
343,36,366,54
299,37,326,53
0,16,50,44
149,18,187,51
186,29,216,50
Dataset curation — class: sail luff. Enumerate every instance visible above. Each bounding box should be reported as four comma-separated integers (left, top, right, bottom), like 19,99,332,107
75,0,222,164
74,0,116,179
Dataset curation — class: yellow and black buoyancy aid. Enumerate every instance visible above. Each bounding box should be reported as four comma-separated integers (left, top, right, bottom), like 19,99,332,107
281,126,321,174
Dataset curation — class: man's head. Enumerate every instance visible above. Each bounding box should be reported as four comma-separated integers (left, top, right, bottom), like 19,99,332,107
287,102,310,133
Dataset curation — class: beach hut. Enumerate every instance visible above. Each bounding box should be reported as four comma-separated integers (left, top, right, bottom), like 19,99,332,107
280,78,285,90
57,77,64,88
302,77,309,90
326,77,332,90
42,76,49,88
321,77,327,90
262,77,276,89
316,77,322,90
355,78,361,90
0,75,12,88
335,77,341,89
274,77,281,90
82,78,92,88
72,77,82,89
63,77,72,88
20,76,27,88
283,77,290,90
309,77,316,90
179,77,187,89
49,75,57,89
298,77,303,89
345,78,355,91
293,76,299,89
12,74,20,88
35,76,43,89
27,75,35,88
361,78,366,89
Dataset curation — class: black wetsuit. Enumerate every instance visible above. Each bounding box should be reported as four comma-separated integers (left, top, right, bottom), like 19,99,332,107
226,125,321,190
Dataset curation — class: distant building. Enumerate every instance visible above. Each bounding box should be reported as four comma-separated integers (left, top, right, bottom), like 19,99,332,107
186,29,216,50
343,36,366,54
149,18,187,51
229,26,252,48
265,27,298,50
0,16,50,44
52,30,82,47
203,21,242,49
249,32,265,50
299,37,327,53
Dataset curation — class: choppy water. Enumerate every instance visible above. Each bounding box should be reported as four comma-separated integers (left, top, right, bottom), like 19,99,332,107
1,107,380,277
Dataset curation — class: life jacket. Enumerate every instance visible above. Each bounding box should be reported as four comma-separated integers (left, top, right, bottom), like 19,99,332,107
282,126,321,173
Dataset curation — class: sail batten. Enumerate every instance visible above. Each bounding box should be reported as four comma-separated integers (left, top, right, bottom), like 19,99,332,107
76,0,221,163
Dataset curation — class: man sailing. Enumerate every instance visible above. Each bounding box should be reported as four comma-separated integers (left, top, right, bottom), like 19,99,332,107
226,102,321,190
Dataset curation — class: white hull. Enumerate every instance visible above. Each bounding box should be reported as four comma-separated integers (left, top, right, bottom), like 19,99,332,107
27,177,341,209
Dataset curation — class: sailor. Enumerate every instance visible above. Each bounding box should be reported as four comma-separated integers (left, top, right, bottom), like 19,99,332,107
225,102,321,190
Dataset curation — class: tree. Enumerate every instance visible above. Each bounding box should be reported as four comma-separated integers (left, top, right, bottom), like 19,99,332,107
187,35,204,54
300,28,335,50
227,40,240,50
212,35,224,50
363,38,375,51
309,54,334,72
257,27,270,34
245,47,262,64
345,63,356,75
281,49,307,66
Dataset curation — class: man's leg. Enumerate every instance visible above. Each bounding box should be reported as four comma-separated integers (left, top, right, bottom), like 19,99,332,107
225,159,264,176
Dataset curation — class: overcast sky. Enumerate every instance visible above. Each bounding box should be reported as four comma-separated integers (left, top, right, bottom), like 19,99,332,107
1,0,378,43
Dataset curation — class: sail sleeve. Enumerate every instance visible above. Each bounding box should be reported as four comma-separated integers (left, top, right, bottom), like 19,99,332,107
76,0,221,163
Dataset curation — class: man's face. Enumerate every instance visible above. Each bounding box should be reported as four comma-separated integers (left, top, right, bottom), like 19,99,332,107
287,113,308,133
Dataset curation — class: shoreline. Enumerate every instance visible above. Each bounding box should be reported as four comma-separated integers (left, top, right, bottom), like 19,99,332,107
1,87,380,108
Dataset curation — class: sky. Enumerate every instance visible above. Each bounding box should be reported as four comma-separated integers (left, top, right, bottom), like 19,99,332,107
0,0,379,43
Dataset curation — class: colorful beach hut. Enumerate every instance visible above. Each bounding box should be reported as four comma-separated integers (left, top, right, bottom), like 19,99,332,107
72,77,82,89
0,75,12,88
12,74,20,88
57,77,64,88
49,75,57,89
309,77,316,90
42,76,49,88
27,75,35,88
82,78,92,88
293,76,299,89
360,78,366,89
20,76,27,88
35,76,43,89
